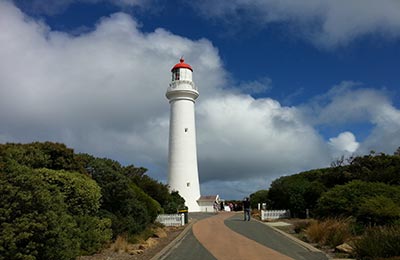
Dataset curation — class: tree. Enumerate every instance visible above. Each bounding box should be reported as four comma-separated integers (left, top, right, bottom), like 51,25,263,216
250,190,269,209
268,175,323,217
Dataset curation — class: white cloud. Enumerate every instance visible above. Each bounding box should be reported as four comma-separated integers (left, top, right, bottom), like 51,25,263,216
0,0,224,164
237,77,272,95
197,94,331,183
190,0,400,48
2,1,400,199
306,81,400,155
309,81,390,125
0,1,335,199
361,104,400,154
329,131,359,154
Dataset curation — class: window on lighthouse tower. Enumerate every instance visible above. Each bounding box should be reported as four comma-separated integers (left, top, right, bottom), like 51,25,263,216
172,69,180,81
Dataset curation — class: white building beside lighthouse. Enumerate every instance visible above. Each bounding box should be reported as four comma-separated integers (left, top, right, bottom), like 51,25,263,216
166,58,201,212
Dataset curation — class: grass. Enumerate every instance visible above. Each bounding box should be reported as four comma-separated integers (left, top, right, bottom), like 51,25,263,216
111,235,130,253
353,225,400,260
273,216,400,259
111,223,167,253
305,218,352,248
293,219,312,234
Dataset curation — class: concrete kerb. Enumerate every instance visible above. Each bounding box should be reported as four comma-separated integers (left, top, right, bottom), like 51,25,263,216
150,219,197,260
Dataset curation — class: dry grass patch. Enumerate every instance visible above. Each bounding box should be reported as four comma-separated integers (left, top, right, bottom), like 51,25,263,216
306,218,352,248
111,235,130,253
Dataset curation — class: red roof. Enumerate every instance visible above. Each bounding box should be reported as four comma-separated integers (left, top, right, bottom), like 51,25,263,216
171,58,193,72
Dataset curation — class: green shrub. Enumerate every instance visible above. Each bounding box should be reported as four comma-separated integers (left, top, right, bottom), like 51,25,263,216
0,164,111,258
123,165,170,209
353,225,400,260
163,191,186,214
79,155,161,238
34,168,101,216
357,195,400,225
34,168,112,254
316,181,400,223
0,168,80,260
1,143,169,255
74,215,112,255
0,142,83,172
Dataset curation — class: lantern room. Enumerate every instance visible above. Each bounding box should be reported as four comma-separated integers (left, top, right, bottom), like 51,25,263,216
171,58,193,82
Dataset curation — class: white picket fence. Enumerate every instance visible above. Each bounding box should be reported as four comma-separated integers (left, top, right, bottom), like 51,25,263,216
261,210,290,221
156,213,185,226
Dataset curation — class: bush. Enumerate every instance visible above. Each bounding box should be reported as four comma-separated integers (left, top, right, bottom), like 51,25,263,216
123,166,169,206
34,168,101,216
0,163,111,258
1,143,170,256
79,155,161,238
353,225,400,260
357,195,400,226
0,142,83,172
316,181,400,223
163,191,186,214
75,215,112,255
306,218,352,248
34,168,112,254
0,168,80,260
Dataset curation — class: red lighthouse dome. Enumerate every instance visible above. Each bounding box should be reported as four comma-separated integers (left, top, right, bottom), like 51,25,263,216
171,58,193,72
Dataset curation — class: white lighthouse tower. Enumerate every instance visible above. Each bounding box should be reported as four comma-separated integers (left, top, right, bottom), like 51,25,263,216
166,58,201,212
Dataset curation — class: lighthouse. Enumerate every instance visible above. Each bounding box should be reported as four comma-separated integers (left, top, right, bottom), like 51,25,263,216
166,58,201,212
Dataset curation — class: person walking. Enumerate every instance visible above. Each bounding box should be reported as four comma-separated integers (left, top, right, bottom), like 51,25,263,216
243,197,251,221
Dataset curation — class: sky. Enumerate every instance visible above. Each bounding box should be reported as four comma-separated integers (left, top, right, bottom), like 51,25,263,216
1,0,400,199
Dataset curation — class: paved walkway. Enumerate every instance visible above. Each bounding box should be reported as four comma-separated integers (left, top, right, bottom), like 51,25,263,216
193,212,293,260
162,212,328,260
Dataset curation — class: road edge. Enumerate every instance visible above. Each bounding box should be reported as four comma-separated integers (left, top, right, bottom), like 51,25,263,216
149,220,197,260
255,219,331,257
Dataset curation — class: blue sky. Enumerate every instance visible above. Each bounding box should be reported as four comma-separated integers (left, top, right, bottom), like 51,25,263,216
2,0,400,199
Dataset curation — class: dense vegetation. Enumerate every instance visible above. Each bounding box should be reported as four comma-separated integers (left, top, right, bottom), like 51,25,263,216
251,149,400,259
0,142,185,260
258,150,400,220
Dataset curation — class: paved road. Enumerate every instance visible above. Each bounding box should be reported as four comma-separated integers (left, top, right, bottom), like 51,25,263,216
162,212,329,260
225,213,328,260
